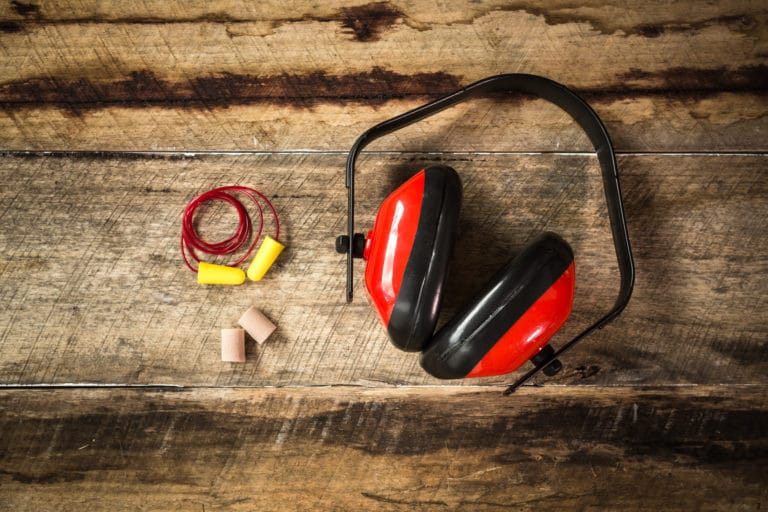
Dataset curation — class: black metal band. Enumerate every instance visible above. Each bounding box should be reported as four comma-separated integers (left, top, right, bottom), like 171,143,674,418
344,73,635,392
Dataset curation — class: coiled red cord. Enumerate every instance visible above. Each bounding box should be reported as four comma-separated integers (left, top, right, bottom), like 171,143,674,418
180,185,280,272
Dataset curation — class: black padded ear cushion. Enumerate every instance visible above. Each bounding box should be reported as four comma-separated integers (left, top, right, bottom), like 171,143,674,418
419,232,574,378
387,165,462,352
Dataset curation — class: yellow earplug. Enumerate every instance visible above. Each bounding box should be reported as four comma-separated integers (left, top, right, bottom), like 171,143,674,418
246,236,285,281
197,261,246,285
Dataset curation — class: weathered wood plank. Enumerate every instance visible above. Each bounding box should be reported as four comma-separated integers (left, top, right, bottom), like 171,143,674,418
0,0,765,151
0,153,765,386
0,386,765,511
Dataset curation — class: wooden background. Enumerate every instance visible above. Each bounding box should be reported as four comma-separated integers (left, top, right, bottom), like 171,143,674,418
0,0,766,509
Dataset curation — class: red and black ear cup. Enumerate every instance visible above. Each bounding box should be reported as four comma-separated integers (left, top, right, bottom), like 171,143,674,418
363,165,462,351
419,232,575,379
363,173,574,374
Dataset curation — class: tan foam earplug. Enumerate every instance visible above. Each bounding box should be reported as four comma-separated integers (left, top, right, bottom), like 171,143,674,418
221,328,246,362
238,306,276,344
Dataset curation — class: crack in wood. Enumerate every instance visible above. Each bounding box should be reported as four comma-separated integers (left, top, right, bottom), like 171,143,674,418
361,492,448,506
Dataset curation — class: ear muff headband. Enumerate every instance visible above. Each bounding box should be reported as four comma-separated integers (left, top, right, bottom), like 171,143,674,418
343,73,635,393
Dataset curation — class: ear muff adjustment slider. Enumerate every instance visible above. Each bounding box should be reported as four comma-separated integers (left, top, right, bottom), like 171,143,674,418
336,233,367,259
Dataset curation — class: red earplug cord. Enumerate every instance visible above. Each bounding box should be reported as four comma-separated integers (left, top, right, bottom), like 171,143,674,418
180,186,280,272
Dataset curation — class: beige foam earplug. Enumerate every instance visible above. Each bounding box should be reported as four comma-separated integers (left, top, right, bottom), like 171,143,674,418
221,328,246,362
238,306,276,344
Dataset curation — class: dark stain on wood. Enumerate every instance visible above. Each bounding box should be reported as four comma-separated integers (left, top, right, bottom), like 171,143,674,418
1,2,403,41
0,469,85,484
10,0,40,17
1,64,766,116
0,388,768,510
1,388,766,508
0,20,22,32
574,64,768,103
635,24,664,38
617,65,768,93
0,67,463,115
616,13,759,38
709,337,768,365
3,3,759,43
143,186,174,193
497,6,760,39
3,391,766,466
573,365,601,379
339,2,402,41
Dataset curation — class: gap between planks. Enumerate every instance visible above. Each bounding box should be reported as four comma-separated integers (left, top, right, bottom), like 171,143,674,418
3,150,768,157
0,383,765,391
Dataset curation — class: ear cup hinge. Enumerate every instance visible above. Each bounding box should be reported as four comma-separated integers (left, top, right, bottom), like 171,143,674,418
530,345,563,377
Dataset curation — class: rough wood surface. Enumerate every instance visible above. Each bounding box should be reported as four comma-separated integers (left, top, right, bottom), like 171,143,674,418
0,0,766,151
0,152,764,386
0,386,765,511
1,2,766,508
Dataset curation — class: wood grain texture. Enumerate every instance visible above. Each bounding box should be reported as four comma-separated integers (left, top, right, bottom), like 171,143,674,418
0,386,765,511
1,1,764,506
0,0,766,151
0,152,765,386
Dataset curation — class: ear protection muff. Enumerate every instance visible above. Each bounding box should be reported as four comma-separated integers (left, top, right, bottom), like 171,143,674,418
336,74,635,394
364,165,462,352
420,230,575,379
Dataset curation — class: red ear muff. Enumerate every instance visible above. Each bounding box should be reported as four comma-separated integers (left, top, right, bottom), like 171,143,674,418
338,74,635,393
419,232,575,379
363,166,461,351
